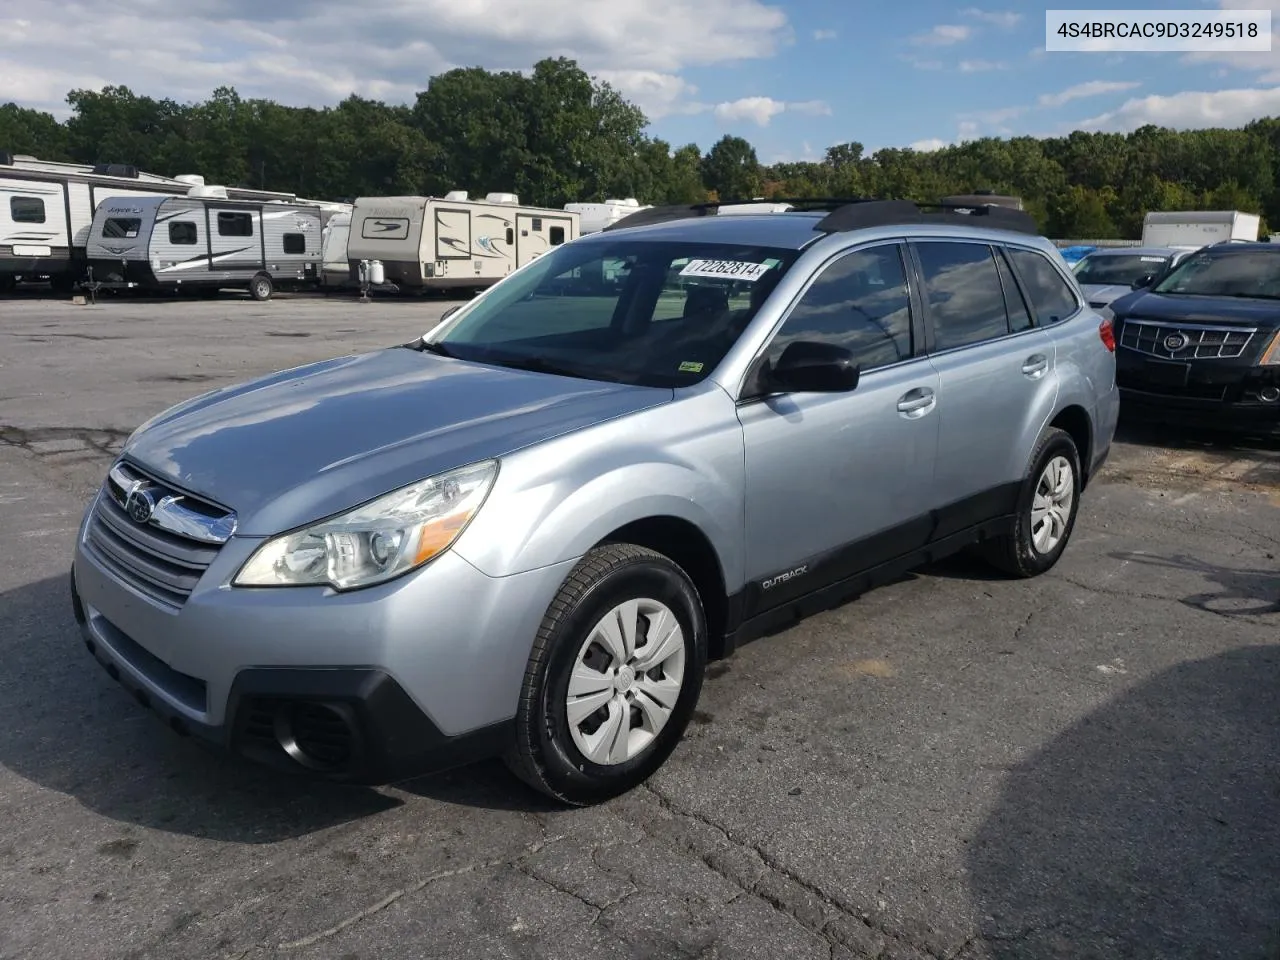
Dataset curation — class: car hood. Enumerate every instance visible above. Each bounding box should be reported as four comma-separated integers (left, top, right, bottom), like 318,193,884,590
121,346,672,535
1114,291,1280,326
1080,283,1133,305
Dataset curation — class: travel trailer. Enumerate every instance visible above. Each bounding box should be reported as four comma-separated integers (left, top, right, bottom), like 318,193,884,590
346,192,579,292
564,198,651,234
1141,210,1260,249
84,188,323,300
0,151,298,292
320,210,352,287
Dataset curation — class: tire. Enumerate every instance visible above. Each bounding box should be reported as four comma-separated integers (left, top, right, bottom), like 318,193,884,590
981,426,1082,578
249,274,273,301
503,543,708,806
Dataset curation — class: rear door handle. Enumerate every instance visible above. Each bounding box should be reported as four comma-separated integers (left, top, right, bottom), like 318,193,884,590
1022,353,1049,379
897,386,936,419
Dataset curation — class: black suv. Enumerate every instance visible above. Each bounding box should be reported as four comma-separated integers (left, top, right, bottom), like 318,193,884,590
1109,242,1280,435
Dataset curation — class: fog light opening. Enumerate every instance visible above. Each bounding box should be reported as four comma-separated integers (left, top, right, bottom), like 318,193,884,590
273,701,356,772
1259,386,1279,403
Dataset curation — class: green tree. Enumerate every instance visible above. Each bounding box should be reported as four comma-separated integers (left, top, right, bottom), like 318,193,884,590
701,135,760,200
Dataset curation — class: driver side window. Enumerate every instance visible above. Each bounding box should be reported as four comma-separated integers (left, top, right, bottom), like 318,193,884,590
762,244,915,373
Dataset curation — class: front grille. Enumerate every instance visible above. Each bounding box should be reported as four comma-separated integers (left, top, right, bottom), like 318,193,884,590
84,461,234,608
1120,318,1256,360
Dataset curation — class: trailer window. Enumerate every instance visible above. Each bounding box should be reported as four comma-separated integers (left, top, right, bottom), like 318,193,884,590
550,226,565,245
283,233,306,254
10,197,45,223
103,217,142,239
169,221,198,245
506,227,514,245
217,212,254,237
532,218,543,231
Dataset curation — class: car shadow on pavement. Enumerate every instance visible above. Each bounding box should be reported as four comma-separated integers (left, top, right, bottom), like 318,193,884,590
1109,551,1280,617
0,575,551,842
966,644,1280,958
1115,416,1280,460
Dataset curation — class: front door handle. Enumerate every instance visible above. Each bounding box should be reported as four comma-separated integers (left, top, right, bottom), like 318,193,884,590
897,386,936,419
1022,353,1049,379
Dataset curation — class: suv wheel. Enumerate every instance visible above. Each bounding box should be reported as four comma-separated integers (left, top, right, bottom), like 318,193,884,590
504,543,707,806
981,426,1081,578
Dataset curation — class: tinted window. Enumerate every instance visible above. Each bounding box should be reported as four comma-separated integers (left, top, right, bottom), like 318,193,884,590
1074,252,1170,285
764,244,914,371
916,242,1010,350
11,197,45,223
996,248,1033,333
1007,248,1079,323
217,212,253,237
103,217,141,239
169,221,197,245
1152,249,1280,297
550,226,566,245
283,232,306,254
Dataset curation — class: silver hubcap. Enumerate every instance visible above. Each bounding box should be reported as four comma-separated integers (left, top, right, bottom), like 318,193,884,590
1031,455,1074,554
566,598,686,766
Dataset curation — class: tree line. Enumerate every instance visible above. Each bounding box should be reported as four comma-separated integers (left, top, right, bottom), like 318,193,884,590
3,56,1277,238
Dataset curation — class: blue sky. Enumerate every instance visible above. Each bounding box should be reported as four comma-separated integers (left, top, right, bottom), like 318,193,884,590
4,0,1280,166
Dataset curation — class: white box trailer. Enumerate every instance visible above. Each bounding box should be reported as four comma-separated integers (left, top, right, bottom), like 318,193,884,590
1141,210,1261,249
0,151,300,293
84,187,323,300
347,191,579,291
564,198,651,234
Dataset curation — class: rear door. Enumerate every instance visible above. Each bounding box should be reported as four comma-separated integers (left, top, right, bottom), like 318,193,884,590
908,239,1058,536
207,206,262,276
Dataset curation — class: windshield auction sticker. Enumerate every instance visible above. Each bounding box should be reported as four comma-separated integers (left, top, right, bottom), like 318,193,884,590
679,259,772,281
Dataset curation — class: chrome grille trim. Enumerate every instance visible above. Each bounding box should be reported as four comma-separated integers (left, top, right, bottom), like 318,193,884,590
1119,318,1256,360
86,460,234,608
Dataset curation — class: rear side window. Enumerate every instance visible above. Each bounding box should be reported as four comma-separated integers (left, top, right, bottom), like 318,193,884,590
995,248,1033,333
169,221,197,245
217,212,253,237
915,241,1010,350
765,243,915,371
11,197,45,223
103,217,141,239
1007,248,1079,324
283,232,306,254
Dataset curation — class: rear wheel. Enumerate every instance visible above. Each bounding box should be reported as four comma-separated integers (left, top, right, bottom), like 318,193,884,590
249,273,273,301
504,543,707,806
980,426,1081,578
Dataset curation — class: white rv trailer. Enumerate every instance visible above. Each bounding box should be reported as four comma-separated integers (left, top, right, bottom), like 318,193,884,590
84,187,323,300
564,198,651,234
320,210,352,287
346,191,579,291
0,151,300,292
1141,210,1261,249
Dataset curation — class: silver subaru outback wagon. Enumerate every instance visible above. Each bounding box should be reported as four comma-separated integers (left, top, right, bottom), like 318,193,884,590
70,198,1120,805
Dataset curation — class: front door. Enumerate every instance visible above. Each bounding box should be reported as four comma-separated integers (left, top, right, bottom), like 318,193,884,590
908,240,1058,536
207,206,262,277
738,241,941,616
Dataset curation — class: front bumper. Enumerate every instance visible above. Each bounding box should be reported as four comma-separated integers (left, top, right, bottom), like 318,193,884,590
1116,350,1280,435
71,492,577,783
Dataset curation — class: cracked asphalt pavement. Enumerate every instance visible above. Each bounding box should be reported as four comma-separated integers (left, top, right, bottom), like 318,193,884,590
1,293,1278,959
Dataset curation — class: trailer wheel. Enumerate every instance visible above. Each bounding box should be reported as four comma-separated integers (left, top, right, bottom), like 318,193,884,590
250,274,273,301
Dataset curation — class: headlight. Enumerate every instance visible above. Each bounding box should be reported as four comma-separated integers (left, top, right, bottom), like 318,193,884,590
1261,330,1280,365
233,460,498,591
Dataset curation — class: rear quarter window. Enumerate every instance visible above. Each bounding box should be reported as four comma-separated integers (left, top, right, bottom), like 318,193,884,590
1006,248,1080,325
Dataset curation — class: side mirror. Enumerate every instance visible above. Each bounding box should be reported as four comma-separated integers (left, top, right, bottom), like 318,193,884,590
1131,274,1155,289
767,340,860,393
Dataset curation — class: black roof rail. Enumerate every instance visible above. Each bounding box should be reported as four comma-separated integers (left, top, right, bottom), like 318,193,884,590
813,199,1040,236
92,163,139,178
601,196,878,232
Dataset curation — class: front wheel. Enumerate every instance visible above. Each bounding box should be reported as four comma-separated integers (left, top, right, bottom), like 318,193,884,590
980,426,1082,578
249,274,273,301
504,543,707,806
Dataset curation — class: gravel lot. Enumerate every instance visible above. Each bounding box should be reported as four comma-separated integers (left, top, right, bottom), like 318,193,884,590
1,292,1278,960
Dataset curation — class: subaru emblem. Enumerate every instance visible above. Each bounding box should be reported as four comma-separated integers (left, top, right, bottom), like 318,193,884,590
125,484,156,524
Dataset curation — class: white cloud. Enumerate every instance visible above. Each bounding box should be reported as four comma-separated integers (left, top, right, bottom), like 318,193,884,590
1078,85,1280,132
961,105,1026,125
813,28,836,40
958,120,980,139
910,24,973,46
0,0,790,120
1181,0,1280,76
712,96,830,126
1037,80,1141,107
959,59,1008,72
902,55,946,70
962,8,1022,29
593,70,705,119
909,138,950,151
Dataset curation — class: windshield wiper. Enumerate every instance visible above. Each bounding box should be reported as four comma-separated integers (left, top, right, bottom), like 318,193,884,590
414,339,456,357
486,355,594,380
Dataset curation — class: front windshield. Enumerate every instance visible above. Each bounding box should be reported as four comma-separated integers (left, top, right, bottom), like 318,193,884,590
424,238,799,387
1074,253,1170,286
1152,249,1280,297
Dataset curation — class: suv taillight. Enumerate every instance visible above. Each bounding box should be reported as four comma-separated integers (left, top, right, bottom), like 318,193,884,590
1099,318,1116,352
